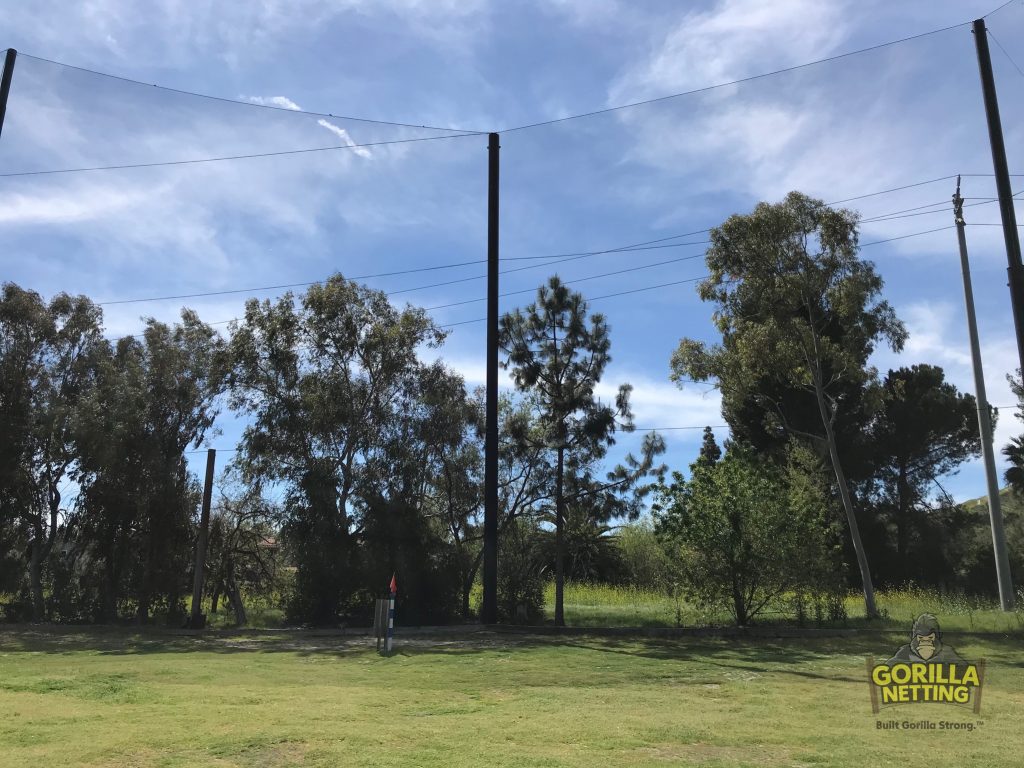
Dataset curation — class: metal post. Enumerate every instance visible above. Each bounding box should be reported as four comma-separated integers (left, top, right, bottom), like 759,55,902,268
482,132,499,624
189,449,216,628
0,49,17,139
385,590,395,656
954,182,1015,611
973,19,1024,384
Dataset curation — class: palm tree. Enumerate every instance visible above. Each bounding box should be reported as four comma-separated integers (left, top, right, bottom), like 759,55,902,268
1003,436,1024,495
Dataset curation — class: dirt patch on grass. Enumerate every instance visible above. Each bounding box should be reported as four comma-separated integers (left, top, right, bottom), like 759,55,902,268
241,740,309,767
634,742,806,765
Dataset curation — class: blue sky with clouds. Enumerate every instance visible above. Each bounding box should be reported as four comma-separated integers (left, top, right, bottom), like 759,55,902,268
2,0,1024,505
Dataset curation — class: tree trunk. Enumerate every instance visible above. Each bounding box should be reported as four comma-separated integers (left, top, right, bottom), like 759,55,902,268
137,518,154,624
227,574,246,627
28,480,63,622
462,552,481,620
896,463,910,582
100,542,118,622
732,581,747,626
29,542,45,622
813,381,877,618
554,446,565,627
211,585,220,614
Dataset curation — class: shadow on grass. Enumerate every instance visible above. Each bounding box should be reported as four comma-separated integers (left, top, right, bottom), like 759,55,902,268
2,625,1021,675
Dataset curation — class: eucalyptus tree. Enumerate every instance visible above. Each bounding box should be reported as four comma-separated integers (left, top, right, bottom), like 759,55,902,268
671,192,907,618
0,283,104,621
75,310,226,622
227,275,453,623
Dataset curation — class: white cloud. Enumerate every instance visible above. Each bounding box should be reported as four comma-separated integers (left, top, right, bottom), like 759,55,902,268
601,0,1014,268
0,184,143,225
610,0,851,103
6,0,489,70
540,0,627,28
595,373,723,431
899,302,973,368
317,119,373,158
429,356,723,434
437,356,516,391
247,95,303,111
872,299,1021,499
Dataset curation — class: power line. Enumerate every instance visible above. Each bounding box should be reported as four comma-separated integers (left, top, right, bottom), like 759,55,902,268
502,237,711,261
434,225,971,330
589,276,708,302
98,241,707,307
633,425,728,431
16,51,488,135
124,216,948,337
424,255,706,310
185,425,734,454
827,176,958,205
106,256,709,341
102,210,972,341
987,29,1024,78
93,174,976,308
985,0,1023,18
438,275,711,329
860,201,951,222
98,259,485,305
0,132,477,177
860,193,1019,223
859,226,956,245
500,23,969,133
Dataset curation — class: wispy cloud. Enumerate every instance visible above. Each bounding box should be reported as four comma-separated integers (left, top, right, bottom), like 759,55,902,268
872,298,1020,499
610,0,851,102
247,95,303,111
316,119,373,158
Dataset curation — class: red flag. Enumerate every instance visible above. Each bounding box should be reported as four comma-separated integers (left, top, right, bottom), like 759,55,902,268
389,573,397,595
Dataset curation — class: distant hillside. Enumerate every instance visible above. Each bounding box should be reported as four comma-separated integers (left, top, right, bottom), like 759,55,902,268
962,487,1023,517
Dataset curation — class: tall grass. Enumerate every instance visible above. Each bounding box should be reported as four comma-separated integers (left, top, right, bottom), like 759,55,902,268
10,583,1024,632
854,585,1024,632
544,582,1024,632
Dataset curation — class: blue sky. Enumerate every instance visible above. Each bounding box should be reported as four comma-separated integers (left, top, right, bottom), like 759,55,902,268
2,0,1024,505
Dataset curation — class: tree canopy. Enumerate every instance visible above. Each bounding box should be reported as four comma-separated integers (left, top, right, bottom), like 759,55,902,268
671,191,907,617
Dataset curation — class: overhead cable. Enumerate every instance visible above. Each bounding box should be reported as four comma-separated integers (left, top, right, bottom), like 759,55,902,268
16,51,488,134
0,132,477,177
500,24,969,133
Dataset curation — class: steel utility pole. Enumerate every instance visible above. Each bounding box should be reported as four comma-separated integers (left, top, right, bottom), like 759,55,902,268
189,449,217,628
973,19,1024,384
0,49,17,139
953,180,1015,611
482,132,499,625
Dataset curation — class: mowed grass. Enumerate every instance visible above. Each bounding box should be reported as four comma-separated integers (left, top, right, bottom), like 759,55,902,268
1,628,1022,767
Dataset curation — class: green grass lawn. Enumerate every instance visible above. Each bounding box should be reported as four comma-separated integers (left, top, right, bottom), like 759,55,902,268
1,628,1021,767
